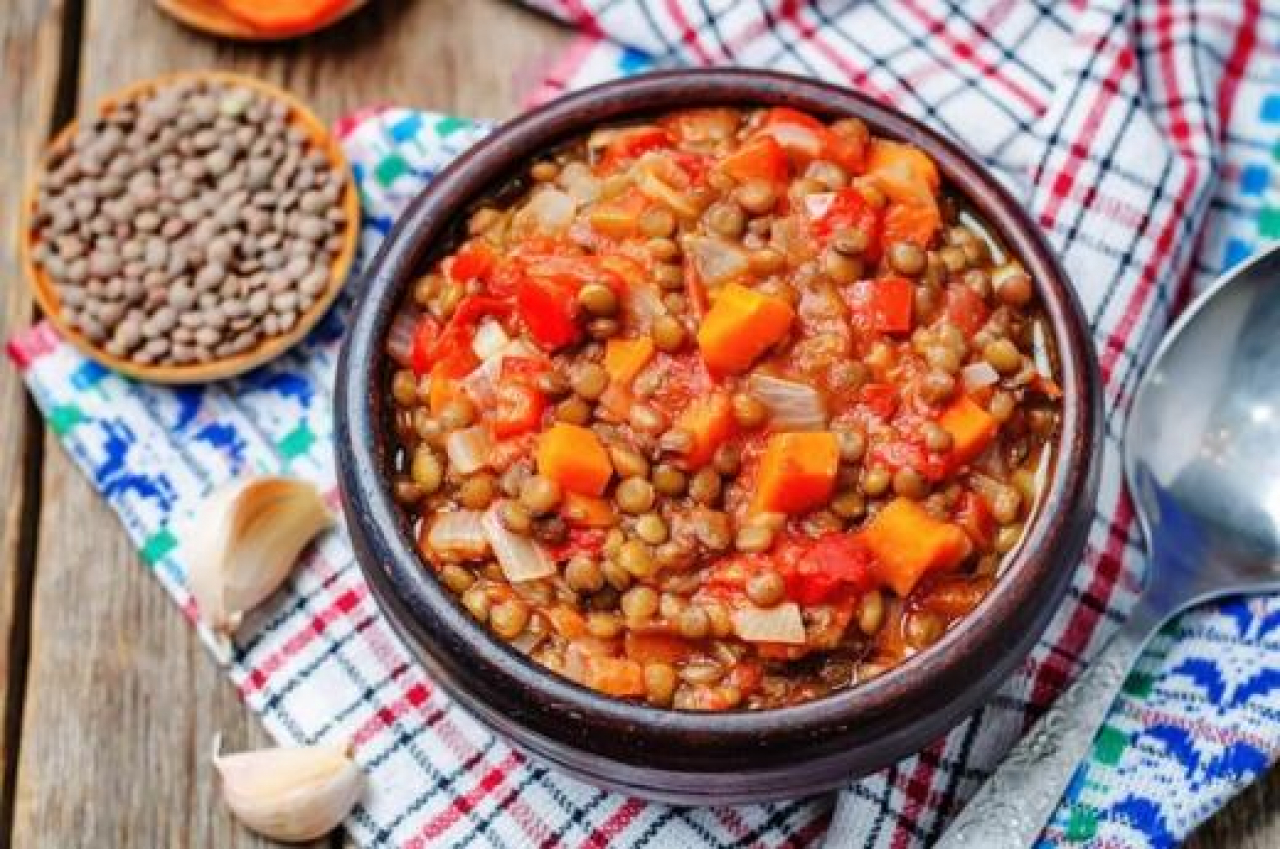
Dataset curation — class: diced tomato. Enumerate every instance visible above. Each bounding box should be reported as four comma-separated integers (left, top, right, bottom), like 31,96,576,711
943,284,990,337
757,107,828,160
807,188,883,260
718,135,789,184
545,528,607,562
446,240,496,282
859,383,899,420
500,356,550,382
776,533,876,605
882,201,941,249
516,275,582,350
868,435,949,482
492,381,546,437
409,316,440,376
955,491,997,548
598,126,674,173
847,277,915,335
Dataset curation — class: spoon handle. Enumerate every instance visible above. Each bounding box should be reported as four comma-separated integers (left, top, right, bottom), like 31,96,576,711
934,606,1160,849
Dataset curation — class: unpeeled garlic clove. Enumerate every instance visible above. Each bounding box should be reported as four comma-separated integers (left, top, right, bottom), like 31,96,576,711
213,736,364,843
187,476,332,636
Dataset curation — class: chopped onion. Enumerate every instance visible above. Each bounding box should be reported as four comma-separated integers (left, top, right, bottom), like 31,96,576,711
471,318,510,361
622,282,668,332
732,602,806,645
557,161,600,204
445,425,493,475
803,192,837,220
683,236,750,284
747,373,827,430
636,167,699,219
513,187,577,236
427,510,489,560
386,309,419,368
961,361,999,391
460,338,541,405
481,506,556,582
1030,319,1053,379
959,210,1006,266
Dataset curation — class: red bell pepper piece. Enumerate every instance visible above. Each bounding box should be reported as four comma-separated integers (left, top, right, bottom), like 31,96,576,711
718,135,790,185
598,126,674,173
446,240,496,282
516,275,582,350
492,381,546,437
409,316,440,376
807,188,883,260
847,276,915,335
757,107,828,160
413,297,511,376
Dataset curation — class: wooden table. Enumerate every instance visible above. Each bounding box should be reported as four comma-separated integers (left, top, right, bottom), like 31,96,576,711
0,2,1274,846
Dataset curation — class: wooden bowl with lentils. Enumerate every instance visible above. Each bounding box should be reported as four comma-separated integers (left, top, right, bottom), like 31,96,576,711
336,69,1101,802
22,71,358,383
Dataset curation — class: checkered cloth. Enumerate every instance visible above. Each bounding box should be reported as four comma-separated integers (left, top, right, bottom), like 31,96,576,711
7,2,1280,847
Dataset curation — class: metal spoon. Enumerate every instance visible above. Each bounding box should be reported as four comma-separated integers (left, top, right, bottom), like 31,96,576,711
937,243,1280,848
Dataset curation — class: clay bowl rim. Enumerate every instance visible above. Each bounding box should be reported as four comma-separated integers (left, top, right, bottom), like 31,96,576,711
21,70,360,385
337,69,1101,746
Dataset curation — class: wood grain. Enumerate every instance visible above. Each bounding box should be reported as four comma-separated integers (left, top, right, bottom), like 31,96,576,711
9,0,568,846
5,0,1279,846
0,0,71,836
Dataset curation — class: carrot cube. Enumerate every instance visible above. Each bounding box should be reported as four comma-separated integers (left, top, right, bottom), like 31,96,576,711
536,423,613,496
675,392,736,469
861,498,972,597
696,283,795,374
939,396,999,467
603,336,655,387
751,431,840,515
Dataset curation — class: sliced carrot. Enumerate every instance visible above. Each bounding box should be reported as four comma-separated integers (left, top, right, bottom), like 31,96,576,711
560,491,617,528
718,135,790,184
752,432,840,515
938,396,999,467
624,631,694,665
696,283,795,374
675,392,736,469
584,655,646,698
536,423,613,496
219,0,349,34
865,139,940,204
882,200,942,249
861,498,972,597
603,336,655,387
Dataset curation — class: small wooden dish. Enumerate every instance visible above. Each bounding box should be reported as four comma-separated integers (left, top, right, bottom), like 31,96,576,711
155,0,367,41
21,71,360,384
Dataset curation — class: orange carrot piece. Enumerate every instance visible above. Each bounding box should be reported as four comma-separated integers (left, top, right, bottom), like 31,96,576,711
752,432,840,514
561,491,617,528
584,656,647,697
718,135,790,184
219,0,348,34
938,396,999,467
536,423,613,496
696,283,794,374
882,200,942,249
624,631,694,665
675,392,736,469
545,606,588,639
603,337,655,387
866,139,940,204
861,498,972,597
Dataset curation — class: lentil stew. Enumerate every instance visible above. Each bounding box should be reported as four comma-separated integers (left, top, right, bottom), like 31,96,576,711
384,106,1062,711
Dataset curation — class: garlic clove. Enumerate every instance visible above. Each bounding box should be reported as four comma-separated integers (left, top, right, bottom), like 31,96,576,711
213,736,364,843
187,476,332,636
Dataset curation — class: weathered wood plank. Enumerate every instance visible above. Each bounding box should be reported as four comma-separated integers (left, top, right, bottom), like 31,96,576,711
1188,767,1280,849
11,1,568,846
0,0,73,837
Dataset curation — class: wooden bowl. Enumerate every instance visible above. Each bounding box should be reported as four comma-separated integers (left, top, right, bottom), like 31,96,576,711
21,71,359,384
335,69,1102,803
155,0,367,40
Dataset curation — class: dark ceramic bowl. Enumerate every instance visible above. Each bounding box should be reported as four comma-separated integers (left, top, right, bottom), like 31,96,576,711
336,69,1101,805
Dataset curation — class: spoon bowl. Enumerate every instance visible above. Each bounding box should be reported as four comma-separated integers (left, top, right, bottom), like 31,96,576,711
938,242,1280,848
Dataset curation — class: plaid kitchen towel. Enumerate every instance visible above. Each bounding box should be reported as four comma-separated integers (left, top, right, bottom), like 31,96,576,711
7,3,1280,849
519,1,1280,847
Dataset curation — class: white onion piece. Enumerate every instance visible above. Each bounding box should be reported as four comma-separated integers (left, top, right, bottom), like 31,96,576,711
623,282,668,332
636,168,699,219
481,506,556,582
961,361,999,391
586,127,623,151
747,373,827,430
683,236,750,284
427,511,489,560
445,426,493,475
732,603,806,645
558,161,600,204
460,338,541,406
959,210,1007,266
471,319,510,361
386,310,419,368
1031,319,1053,379
513,187,577,236
803,192,837,220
